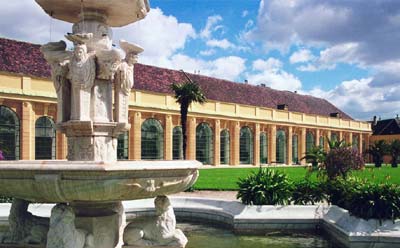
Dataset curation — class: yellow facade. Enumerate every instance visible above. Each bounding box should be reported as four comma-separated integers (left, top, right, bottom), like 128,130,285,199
0,73,372,165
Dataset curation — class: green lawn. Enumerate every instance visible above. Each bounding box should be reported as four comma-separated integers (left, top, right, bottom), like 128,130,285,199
193,165,400,190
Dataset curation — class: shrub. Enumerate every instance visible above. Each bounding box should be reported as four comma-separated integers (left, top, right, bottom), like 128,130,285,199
0,150,3,160
237,168,292,205
367,140,389,168
325,178,400,222
323,147,364,180
291,180,326,205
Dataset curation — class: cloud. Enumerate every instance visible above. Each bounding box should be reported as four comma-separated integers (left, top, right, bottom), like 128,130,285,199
307,78,400,120
242,10,249,18
114,8,196,64
246,58,302,90
200,15,223,39
206,39,235,49
199,49,216,56
167,54,246,82
289,49,315,64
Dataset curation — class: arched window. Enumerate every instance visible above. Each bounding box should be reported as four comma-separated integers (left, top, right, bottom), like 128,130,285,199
319,136,325,149
0,106,20,160
276,130,286,164
117,131,129,160
196,123,213,164
292,135,298,164
220,129,230,164
353,135,359,150
141,119,164,160
260,132,268,164
173,126,183,160
35,116,56,160
240,127,253,164
306,131,315,153
331,133,338,142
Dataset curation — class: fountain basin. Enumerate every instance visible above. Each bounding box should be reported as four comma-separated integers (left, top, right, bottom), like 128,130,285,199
0,160,199,203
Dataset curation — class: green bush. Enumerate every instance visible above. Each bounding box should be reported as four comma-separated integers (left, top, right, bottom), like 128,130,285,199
237,168,292,205
323,147,364,180
291,180,326,205
0,196,12,203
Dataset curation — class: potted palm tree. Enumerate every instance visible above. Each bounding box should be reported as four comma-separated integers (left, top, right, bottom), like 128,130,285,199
367,140,388,167
171,71,206,159
301,145,326,170
389,140,400,168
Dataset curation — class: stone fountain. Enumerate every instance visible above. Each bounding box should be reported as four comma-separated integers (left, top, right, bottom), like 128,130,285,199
0,1,199,247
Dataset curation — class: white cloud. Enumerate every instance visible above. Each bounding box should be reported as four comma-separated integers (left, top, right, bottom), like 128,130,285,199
289,49,315,64
242,10,249,18
114,8,196,65
167,54,246,82
246,58,302,90
199,49,216,56
200,15,223,39
206,39,235,49
307,78,400,120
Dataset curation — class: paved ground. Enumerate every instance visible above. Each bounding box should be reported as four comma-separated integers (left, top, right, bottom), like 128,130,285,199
172,190,238,201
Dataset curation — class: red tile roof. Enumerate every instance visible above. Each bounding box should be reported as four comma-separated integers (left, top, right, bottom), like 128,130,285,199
0,37,353,120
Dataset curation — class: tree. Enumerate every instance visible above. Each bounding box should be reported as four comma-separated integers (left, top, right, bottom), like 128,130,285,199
171,71,206,159
389,139,400,168
327,137,348,149
367,140,388,167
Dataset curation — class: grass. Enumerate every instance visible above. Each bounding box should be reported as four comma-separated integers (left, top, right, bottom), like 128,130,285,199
193,165,400,190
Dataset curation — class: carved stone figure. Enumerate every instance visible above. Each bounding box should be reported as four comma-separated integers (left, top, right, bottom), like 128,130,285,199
41,41,71,123
123,195,188,248
66,34,96,121
47,204,94,248
0,199,49,245
114,40,143,124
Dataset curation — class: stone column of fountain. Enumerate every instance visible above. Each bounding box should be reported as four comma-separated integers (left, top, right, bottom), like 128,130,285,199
0,1,199,248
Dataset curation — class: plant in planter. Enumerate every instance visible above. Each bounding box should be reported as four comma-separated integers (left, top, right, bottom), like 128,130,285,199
237,168,292,205
389,139,400,168
301,145,326,170
367,140,389,167
291,179,326,205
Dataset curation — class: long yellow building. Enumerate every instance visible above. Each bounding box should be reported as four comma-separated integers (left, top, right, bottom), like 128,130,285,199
0,38,371,165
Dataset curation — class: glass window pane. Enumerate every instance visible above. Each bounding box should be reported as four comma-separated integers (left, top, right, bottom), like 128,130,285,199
117,131,129,160
276,130,286,164
306,131,315,153
220,129,230,164
35,116,56,160
0,106,20,160
141,119,164,160
196,123,213,164
260,132,268,164
173,126,183,160
292,135,298,164
240,127,253,164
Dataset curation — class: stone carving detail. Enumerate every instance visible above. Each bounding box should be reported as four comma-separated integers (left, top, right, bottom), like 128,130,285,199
47,204,94,248
0,199,49,245
66,33,96,121
114,40,143,124
41,41,72,123
123,196,188,248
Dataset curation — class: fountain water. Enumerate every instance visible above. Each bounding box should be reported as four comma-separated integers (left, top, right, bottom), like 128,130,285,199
0,1,199,247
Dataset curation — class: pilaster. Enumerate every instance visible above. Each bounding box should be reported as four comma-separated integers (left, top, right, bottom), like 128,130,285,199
231,121,240,166
269,125,276,164
187,117,196,160
326,130,331,151
254,123,260,166
214,119,221,166
56,131,67,159
339,131,343,142
315,129,320,147
132,111,142,160
358,133,363,153
21,101,34,160
164,114,173,160
287,126,293,165
300,127,306,165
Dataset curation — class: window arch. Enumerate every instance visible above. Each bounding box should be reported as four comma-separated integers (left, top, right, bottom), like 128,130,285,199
0,106,20,160
260,132,268,164
331,133,338,142
173,126,183,160
353,135,359,150
306,131,315,153
196,123,213,164
240,126,253,164
292,134,298,164
276,130,286,164
117,131,129,160
141,118,164,160
220,129,230,165
35,116,56,160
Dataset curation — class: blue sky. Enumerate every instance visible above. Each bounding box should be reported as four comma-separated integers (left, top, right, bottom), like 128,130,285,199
0,0,399,120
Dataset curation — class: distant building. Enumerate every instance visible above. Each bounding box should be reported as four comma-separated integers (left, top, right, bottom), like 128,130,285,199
0,37,372,165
